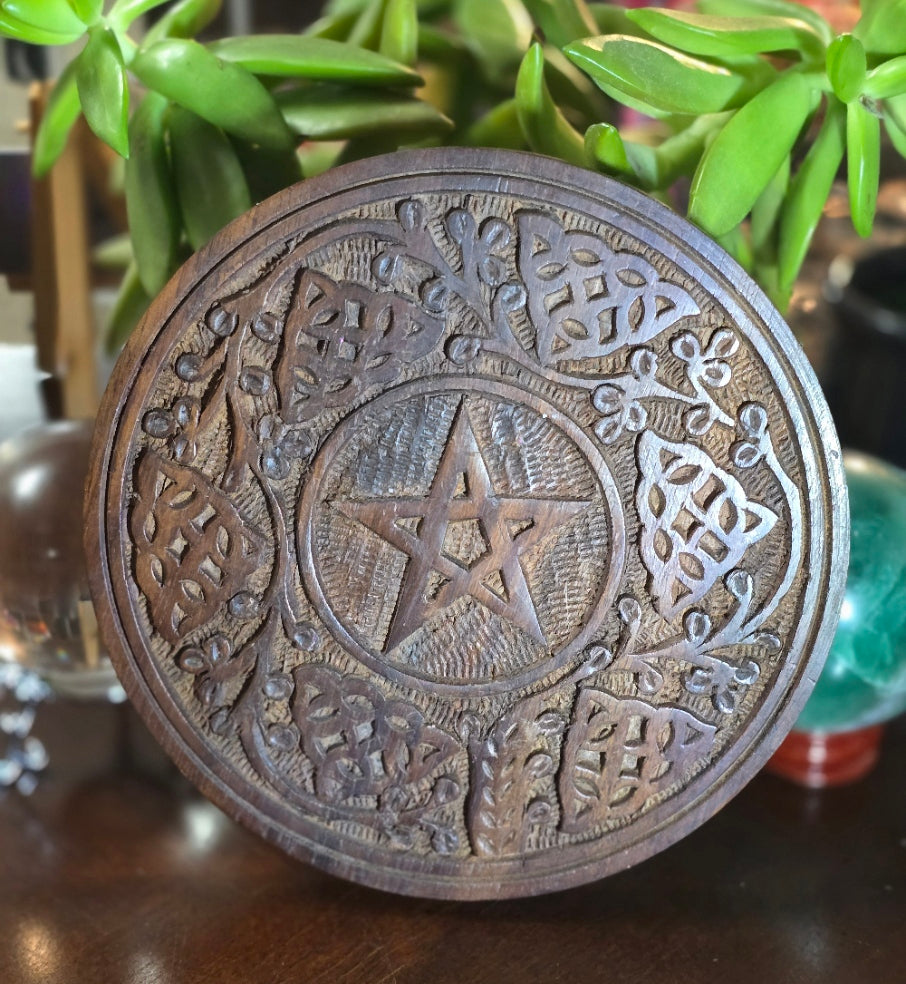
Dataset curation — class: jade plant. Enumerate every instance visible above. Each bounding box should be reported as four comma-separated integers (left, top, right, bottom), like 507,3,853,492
4,0,906,340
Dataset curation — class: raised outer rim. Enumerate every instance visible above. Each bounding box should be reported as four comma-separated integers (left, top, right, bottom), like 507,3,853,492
85,148,848,900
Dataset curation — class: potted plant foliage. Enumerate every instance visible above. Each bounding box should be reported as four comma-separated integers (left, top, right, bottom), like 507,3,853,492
4,0,906,776
3,0,904,335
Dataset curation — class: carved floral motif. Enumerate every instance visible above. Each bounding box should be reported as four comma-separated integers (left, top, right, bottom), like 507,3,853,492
291,664,462,852
293,663,460,804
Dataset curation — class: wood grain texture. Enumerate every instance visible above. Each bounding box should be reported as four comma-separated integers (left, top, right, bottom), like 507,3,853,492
85,149,848,898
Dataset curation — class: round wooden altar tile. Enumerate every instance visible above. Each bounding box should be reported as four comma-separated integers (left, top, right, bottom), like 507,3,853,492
86,149,847,899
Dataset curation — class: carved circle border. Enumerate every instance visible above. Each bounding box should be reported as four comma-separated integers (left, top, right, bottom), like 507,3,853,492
87,149,848,899
298,375,627,698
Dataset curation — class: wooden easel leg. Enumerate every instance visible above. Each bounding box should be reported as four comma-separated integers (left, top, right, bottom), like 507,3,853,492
28,81,98,421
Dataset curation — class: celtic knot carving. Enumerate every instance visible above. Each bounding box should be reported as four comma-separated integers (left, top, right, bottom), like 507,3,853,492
516,212,700,365
636,432,778,619
130,451,267,644
559,689,717,834
276,269,445,423
293,664,460,806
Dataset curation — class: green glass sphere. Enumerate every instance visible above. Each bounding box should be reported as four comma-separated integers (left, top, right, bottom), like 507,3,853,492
797,451,906,732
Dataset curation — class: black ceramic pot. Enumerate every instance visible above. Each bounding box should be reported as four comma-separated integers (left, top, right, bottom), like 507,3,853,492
824,245,906,468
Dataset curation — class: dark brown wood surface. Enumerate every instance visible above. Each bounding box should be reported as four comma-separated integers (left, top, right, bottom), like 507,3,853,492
1,700,904,984
87,148,847,897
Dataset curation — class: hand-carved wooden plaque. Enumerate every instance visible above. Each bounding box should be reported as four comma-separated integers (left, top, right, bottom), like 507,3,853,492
86,149,848,899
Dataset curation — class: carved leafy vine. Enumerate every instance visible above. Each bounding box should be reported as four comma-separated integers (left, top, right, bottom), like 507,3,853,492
467,700,566,858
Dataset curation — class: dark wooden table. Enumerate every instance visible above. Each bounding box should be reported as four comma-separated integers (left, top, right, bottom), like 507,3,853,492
1,699,903,984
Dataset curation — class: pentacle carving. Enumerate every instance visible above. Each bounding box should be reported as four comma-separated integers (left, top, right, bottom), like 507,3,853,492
300,382,622,695
86,149,847,900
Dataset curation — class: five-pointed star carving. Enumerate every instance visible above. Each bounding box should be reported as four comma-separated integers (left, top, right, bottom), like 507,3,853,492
335,402,591,653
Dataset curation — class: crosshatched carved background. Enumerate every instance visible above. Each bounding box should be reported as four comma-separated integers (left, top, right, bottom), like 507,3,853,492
87,150,847,899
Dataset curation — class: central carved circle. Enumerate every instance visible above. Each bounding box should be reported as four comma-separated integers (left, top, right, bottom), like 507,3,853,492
299,378,625,696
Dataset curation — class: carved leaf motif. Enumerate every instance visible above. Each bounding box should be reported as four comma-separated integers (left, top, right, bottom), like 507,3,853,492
130,452,267,645
292,664,459,805
636,432,777,619
177,622,271,734
276,269,444,423
517,213,699,365
467,701,565,859
559,689,717,835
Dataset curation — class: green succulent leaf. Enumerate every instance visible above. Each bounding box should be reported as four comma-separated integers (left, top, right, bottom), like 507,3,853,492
76,27,130,158
109,0,174,30
230,138,304,203
651,112,732,188
454,0,534,77
521,0,597,49
587,3,645,36
463,98,526,149
209,35,423,86
144,0,223,43
846,99,880,238
2,0,86,37
565,35,746,117
627,8,824,60
715,223,753,274
865,56,906,101
778,98,845,293
348,0,388,50
276,87,453,139
298,140,345,179
106,262,151,355
417,23,469,61
689,71,815,237
125,92,181,296
0,7,84,44
887,92,906,134
167,105,252,251
584,121,658,187
32,59,81,178
750,152,789,258
585,121,630,175
67,0,103,25
92,233,133,270
885,110,906,158
325,0,374,15
380,0,418,66
303,11,358,41
327,0,450,15
132,39,294,149
826,35,866,104
696,0,832,45
516,43,587,167
854,0,906,57
0,17,72,44
543,43,610,122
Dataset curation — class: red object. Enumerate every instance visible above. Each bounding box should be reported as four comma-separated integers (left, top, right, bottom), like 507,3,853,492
766,726,884,788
